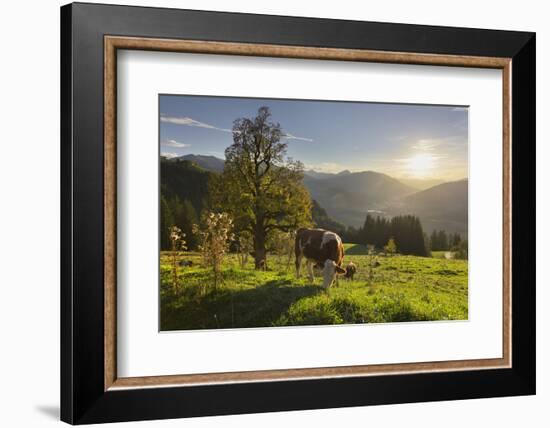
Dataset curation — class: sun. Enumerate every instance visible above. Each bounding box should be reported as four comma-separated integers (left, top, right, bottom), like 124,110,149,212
406,153,436,177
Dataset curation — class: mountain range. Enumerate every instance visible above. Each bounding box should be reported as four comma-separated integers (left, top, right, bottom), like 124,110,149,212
168,154,468,235
387,180,468,235
168,154,225,173
303,170,415,227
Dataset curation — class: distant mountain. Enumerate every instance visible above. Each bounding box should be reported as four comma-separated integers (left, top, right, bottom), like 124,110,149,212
303,171,416,227
304,170,336,180
386,179,468,235
398,177,445,191
170,154,225,173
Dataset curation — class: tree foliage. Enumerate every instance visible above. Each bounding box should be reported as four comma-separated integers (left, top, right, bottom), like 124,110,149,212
211,107,312,269
430,229,450,251
453,239,468,260
357,214,428,256
160,159,209,250
160,195,174,251
384,237,397,256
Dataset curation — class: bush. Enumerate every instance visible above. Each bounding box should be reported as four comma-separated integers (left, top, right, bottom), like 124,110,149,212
235,231,253,268
193,212,234,289
168,225,187,291
453,240,468,260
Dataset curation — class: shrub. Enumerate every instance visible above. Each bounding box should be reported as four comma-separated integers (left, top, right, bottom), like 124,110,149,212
269,230,295,270
169,225,187,291
384,237,397,256
453,240,468,260
193,212,234,289
236,231,253,268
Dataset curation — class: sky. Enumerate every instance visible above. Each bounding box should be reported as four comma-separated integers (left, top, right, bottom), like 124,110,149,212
159,94,468,181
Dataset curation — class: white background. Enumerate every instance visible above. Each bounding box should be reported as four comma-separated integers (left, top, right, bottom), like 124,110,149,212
0,0,546,427
118,51,503,377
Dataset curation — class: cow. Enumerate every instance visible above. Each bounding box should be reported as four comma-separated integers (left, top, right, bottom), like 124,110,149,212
344,261,357,280
295,228,346,289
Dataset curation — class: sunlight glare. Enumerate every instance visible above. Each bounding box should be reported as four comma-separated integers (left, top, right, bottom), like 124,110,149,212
406,153,437,177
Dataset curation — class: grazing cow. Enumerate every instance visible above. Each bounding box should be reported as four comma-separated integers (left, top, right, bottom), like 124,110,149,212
344,261,357,280
295,228,345,289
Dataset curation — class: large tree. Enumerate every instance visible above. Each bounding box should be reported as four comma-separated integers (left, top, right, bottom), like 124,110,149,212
212,107,311,269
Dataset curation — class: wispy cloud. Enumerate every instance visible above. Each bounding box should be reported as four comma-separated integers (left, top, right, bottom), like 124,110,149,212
160,115,232,133
160,114,312,142
282,132,313,142
160,152,179,159
411,136,467,152
394,153,443,163
162,139,191,148
411,139,440,151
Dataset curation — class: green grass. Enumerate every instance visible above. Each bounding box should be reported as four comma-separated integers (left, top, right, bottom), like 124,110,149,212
160,247,468,331
342,243,371,255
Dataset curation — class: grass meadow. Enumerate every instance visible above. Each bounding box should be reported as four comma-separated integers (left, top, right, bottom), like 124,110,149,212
160,243,468,331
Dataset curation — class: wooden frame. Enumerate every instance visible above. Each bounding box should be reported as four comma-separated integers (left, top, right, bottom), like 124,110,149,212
62,2,535,424
104,36,513,390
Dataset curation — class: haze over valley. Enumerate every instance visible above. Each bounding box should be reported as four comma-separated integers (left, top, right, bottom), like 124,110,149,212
166,154,468,236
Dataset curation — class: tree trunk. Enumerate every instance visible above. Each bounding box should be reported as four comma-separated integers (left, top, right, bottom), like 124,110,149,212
253,226,267,270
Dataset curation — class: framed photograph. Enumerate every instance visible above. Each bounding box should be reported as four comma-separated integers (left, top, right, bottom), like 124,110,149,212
61,2,535,424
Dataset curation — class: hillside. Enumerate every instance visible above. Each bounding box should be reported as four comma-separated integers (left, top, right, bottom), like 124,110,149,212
386,179,468,235
160,158,213,213
169,154,225,173
398,177,445,191
304,171,415,227
311,199,346,234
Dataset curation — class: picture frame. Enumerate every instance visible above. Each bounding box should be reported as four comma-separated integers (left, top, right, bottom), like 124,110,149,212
61,2,535,424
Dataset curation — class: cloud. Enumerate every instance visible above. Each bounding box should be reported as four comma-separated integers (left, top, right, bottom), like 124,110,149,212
160,115,232,133
162,139,191,148
160,114,312,142
394,153,442,163
411,139,440,151
411,136,467,152
282,132,313,142
160,152,179,159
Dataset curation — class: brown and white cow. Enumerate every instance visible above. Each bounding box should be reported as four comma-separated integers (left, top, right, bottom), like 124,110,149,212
295,228,346,289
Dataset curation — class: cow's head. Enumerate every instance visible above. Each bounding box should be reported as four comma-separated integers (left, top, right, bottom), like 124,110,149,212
345,262,357,279
323,259,346,289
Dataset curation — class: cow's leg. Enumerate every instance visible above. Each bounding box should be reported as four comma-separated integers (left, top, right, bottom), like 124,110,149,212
295,254,303,278
307,260,315,282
